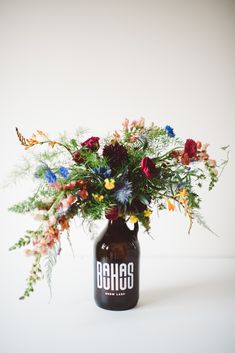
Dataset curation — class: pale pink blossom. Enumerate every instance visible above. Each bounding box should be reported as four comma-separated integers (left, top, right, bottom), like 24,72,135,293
211,168,218,176
49,182,62,190
25,249,35,257
138,117,145,128
201,143,209,152
41,196,54,204
49,215,57,226
113,130,120,139
33,211,47,221
207,159,217,168
122,118,129,130
197,141,202,149
130,120,138,129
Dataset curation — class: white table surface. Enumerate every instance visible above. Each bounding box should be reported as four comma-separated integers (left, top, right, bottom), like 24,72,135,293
1,257,235,353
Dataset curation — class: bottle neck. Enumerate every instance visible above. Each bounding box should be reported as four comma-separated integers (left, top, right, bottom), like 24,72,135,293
106,218,138,239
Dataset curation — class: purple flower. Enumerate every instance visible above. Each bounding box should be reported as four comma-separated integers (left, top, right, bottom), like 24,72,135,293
115,181,132,205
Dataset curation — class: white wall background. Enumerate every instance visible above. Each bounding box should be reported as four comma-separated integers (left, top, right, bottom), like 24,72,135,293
0,0,234,265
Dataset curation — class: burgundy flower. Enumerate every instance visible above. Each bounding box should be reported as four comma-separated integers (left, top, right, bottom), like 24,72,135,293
184,139,197,158
103,142,128,169
128,198,147,213
81,137,100,151
105,206,119,220
72,150,84,164
141,157,157,179
181,139,198,165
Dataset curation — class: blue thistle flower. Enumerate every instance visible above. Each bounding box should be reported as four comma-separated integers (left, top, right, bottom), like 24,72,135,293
58,166,69,178
165,125,175,138
115,181,132,205
45,169,57,183
93,166,112,178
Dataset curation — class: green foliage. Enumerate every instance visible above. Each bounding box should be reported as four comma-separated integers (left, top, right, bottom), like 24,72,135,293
19,255,42,300
8,119,228,300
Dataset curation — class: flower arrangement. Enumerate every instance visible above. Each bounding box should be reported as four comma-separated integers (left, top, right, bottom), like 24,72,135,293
9,119,229,299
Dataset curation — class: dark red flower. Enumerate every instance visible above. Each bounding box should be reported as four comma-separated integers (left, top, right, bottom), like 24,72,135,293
184,139,197,158
141,157,157,179
105,206,119,220
72,150,84,164
103,142,128,169
81,137,100,151
128,198,147,213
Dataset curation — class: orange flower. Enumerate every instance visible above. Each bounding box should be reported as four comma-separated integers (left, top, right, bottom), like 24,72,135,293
37,130,49,139
59,216,70,231
181,152,190,165
176,188,187,204
78,189,89,200
165,198,175,211
48,141,57,148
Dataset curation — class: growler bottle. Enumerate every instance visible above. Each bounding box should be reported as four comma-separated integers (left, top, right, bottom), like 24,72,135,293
94,218,140,310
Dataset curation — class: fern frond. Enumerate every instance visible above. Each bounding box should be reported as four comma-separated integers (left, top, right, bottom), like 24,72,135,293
192,209,219,237
41,240,61,298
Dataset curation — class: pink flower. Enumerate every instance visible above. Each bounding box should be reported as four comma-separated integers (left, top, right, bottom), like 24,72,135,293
202,143,209,151
25,249,36,257
49,215,57,226
207,159,217,167
139,117,145,128
130,120,138,129
49,182,62,190
60,194,76,211
122,118,129,130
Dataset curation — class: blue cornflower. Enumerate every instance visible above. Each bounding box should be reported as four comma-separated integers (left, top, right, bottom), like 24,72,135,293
58,166,69,178
45,169,57,183
115,181,132,205
93,166,112,178
165,125,175,138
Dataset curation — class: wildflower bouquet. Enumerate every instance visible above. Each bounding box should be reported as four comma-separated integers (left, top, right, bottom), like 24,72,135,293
9,119,228,299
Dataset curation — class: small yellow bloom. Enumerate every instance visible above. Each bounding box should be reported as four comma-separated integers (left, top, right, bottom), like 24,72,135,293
129,215,138,224
176,188,187,204
143,209,152,218
104,178,115,190
176,188,187,198
92,194,104,202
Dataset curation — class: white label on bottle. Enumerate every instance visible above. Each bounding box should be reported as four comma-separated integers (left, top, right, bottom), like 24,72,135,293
96,261,134,291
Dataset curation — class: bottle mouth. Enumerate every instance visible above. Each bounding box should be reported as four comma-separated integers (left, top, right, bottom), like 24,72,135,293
109,217,139,234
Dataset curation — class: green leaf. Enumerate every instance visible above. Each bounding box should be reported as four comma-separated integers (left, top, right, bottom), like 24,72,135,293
70,139,78,149
221,145,230,151
138,194,150,206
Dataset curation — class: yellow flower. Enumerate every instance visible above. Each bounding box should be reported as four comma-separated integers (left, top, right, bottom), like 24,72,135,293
143,209,152,218
92,194,104,202
129,215,138,224
176,188,187,198
104,178,115,190
176,188,187,204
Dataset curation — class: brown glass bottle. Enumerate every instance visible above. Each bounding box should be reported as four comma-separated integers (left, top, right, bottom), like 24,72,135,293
94,218,140,311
